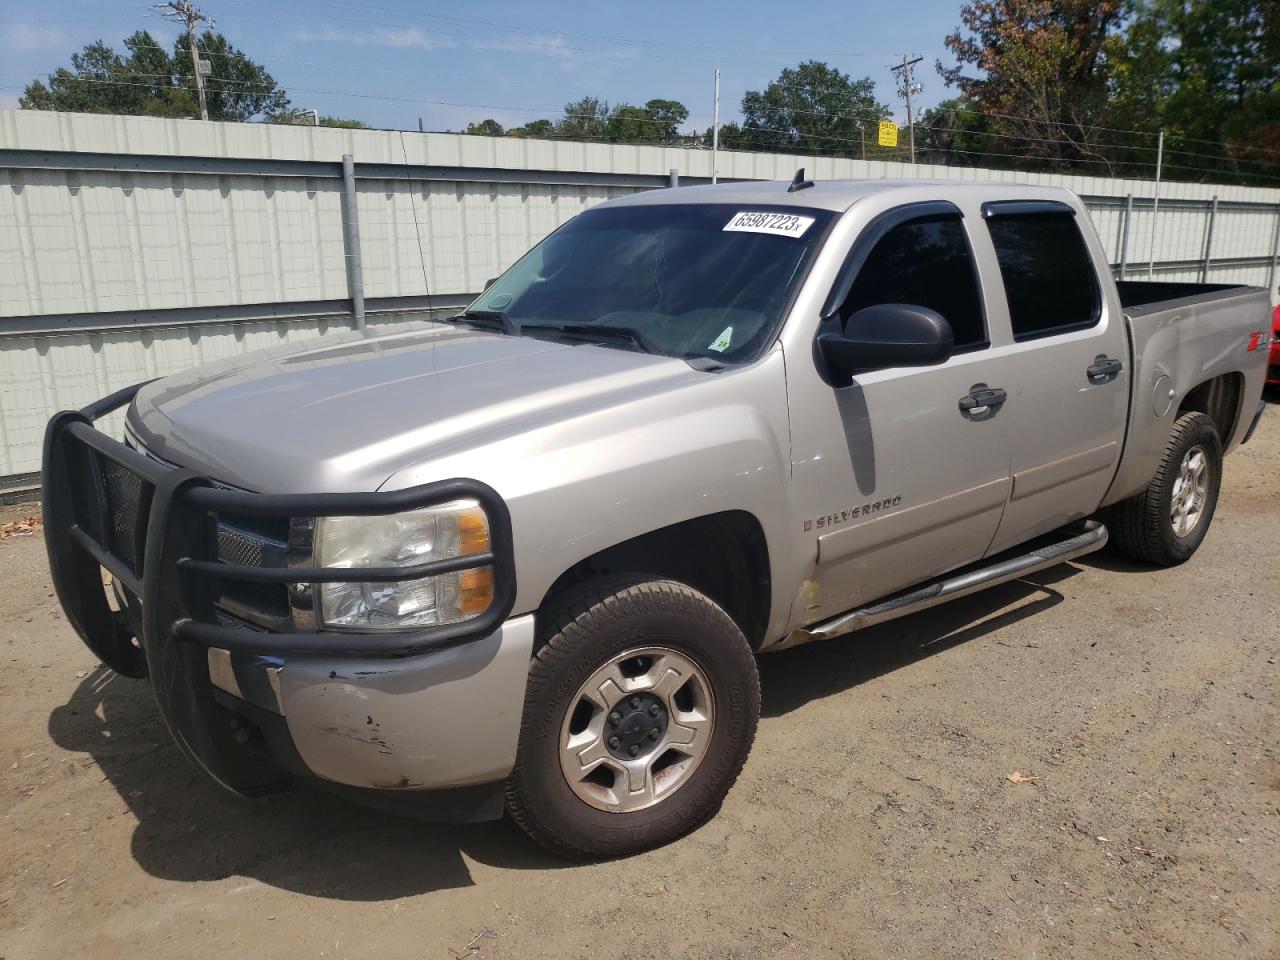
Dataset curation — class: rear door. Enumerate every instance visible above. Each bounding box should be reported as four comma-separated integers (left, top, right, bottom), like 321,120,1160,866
979,201,1129,554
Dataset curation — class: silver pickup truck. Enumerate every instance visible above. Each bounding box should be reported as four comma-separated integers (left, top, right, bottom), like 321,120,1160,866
43,177,1271,857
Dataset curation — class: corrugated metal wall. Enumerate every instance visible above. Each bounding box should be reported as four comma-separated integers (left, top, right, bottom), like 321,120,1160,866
2,110,1278,481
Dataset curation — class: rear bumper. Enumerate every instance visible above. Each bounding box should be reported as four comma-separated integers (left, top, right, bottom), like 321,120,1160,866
42,383,525,815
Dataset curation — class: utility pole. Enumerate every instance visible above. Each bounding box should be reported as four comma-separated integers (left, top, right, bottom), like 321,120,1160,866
711,68,720,184
890,54,923,164
156,0,212,121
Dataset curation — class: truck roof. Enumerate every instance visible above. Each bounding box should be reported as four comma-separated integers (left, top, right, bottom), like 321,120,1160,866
605,177,1080,213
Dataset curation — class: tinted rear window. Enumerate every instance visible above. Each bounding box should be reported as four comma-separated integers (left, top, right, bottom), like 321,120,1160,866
986,212,1100,339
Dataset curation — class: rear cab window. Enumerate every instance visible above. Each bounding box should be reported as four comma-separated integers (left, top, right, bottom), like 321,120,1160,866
982,202,1102,341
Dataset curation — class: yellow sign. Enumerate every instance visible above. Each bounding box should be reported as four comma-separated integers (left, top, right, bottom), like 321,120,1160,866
877,120,899,148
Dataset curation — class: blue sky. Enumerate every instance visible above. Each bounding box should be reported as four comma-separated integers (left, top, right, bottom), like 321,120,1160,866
0,0,966,132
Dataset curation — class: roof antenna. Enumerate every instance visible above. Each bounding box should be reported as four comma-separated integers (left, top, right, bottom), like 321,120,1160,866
788,167,814,192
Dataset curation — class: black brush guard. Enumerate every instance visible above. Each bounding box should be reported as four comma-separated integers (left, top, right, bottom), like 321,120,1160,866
42,382,516,794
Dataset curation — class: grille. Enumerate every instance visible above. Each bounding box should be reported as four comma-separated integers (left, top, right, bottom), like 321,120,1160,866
217,525,278,568
215,520,292,625
70,447,153,578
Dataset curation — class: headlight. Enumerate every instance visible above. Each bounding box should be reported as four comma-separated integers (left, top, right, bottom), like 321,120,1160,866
314,499,493,630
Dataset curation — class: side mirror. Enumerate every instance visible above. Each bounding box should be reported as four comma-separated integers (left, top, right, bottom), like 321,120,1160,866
483,277,498,290
818,303,954,381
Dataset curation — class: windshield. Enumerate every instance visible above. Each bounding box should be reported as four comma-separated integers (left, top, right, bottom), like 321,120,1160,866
466,203,833,363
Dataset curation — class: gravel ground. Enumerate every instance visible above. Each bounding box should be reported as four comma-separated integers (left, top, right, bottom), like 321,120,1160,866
2,402,1277,960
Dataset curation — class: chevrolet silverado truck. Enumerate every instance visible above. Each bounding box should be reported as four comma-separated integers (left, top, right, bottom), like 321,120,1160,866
43,177,1271,858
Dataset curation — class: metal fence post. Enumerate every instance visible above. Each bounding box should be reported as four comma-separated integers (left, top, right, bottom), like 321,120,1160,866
1268,207,1280,301
341,153,366,330
1199,196,1218,283
1119,193,1133,280
668,168,679,188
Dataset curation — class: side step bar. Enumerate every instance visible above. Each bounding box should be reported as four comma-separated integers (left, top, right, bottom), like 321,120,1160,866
789,520,1109,645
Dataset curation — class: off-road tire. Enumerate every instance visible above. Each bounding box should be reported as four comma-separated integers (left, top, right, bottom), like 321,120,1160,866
1108,411,1222,566
506,577,760,859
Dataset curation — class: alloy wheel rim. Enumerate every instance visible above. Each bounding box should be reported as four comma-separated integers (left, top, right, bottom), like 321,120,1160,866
1170,444,1210,538
558,646,714,813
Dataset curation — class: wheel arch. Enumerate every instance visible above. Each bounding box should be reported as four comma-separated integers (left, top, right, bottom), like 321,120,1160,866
1178,371,1244,446
536,510,772,649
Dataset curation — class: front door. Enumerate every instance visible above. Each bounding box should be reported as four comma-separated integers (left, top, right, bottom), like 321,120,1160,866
979,201,1129,554
784,201,1015,625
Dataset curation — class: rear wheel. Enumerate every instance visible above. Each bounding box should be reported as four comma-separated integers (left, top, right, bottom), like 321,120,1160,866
506,577,759,859
1109,411,1222,566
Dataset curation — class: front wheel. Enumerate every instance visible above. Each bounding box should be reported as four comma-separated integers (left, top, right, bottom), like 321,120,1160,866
1108,411,1223,566
506,577,760,858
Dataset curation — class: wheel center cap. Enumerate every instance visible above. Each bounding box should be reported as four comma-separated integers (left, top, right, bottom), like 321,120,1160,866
605,692,668,760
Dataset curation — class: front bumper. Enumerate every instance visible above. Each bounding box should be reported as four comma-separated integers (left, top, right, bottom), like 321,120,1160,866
43,383,526,813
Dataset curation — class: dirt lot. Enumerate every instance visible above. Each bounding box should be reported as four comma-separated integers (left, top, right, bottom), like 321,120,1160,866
2,407,1277,960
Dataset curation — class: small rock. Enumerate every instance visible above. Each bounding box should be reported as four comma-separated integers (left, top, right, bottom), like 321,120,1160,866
75,671,87,679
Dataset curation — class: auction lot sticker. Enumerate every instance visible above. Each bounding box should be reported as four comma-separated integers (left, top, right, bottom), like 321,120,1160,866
724,211,816,238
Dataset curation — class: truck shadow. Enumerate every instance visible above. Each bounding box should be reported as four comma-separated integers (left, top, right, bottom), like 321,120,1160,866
758,565,1080,717
47,667,569,901
47,563,1083,900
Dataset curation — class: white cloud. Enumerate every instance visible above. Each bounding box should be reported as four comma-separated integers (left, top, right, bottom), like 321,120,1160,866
295,25,455,51
6,23,68,52
471,32,638,65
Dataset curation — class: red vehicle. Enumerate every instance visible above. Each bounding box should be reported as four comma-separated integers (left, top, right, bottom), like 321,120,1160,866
1270,297,1280,387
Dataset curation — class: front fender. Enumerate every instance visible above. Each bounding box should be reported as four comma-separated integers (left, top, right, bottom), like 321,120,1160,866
384,348,797,644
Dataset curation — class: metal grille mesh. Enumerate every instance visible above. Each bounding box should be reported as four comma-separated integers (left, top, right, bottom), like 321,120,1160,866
216,526,272,568
98,454,146,574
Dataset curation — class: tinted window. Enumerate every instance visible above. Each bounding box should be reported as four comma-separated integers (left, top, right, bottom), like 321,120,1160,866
841,215,986,349
986,212,1100,339
469,204,833,363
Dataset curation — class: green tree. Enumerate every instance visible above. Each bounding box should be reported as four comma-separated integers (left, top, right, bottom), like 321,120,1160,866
171,31,288,121
916,96,1000,167
940,0,1125,172
602,99,688,144
709,61,889,157
20,30,288,121
318,116,368,128
639,98,689,143
465,118,506,136
507,118,554,139
555,96,610,141
1114,0,1279,182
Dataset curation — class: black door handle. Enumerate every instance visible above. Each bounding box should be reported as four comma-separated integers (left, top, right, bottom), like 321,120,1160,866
1087,357,1123,380
959,387,1007,412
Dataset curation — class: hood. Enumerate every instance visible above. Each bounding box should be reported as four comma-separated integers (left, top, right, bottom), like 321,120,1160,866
128,319,700,492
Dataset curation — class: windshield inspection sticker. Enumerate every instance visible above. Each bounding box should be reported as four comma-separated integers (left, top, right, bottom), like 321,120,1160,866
708,326,734,352
724,210,815,238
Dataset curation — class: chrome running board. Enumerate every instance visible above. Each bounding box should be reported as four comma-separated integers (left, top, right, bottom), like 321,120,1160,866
789,520,1109,645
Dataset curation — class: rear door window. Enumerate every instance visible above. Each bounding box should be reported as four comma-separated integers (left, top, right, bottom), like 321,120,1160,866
985,210,1101,340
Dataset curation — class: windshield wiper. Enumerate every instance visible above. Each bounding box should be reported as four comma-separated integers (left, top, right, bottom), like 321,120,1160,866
444,309,519,336
520,322,660,355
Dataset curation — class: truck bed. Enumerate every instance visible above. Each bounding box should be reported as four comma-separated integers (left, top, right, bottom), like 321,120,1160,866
1104,280,1270,506
1115,280,1253,314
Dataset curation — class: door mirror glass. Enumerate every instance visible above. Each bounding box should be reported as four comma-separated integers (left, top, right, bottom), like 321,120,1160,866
819,303,954,382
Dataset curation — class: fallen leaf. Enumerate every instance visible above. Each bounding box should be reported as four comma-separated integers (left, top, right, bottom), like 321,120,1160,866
1006,771,1041,784
0,515,42,540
